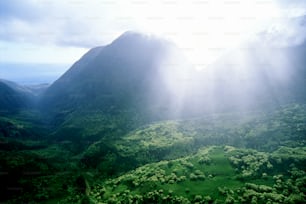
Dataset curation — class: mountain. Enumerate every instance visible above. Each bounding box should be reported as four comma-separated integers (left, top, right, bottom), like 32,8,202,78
39,30,306,143
0,79,36,114
40,31,197,141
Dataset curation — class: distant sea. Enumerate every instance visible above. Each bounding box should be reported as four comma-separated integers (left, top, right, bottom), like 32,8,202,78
0,63,70,85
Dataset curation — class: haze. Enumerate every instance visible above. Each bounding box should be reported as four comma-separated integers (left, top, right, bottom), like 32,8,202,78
1,1,306,203
1,0,306,84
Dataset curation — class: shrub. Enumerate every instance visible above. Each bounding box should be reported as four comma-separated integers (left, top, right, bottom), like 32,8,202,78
225,195,235,204
194,170,203,175
194,195,202,202
190,173,198,181
198,175,206,180
198,156,211,165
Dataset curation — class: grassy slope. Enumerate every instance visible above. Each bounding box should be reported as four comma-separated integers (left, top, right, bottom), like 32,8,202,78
100,147,240,202
85,146,305,203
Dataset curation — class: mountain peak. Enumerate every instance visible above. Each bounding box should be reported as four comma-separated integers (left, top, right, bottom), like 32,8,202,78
41,31,180,118
109,31,173,50
114,31,154,41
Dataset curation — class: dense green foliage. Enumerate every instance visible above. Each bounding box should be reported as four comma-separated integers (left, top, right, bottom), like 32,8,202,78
0,104,305,203
82,146,305,204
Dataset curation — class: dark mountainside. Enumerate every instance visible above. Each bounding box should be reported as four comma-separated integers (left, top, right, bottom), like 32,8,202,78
0,79,37,114
41,31,196,120
40,31,199,142
0,30,305,203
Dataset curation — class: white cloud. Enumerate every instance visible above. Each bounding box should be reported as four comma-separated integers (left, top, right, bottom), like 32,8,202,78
0,0,131,47
0,0,305,66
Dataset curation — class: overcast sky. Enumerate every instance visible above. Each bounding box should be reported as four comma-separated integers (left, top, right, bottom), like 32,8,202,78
1,0,306,69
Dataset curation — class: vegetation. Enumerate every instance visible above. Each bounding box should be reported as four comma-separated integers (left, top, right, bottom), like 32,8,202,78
63,146,306,203
1,31,305,203
0,104,305,203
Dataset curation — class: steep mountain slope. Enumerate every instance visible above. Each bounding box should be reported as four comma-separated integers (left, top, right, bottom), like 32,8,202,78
43,32,194,116
40,31,197,142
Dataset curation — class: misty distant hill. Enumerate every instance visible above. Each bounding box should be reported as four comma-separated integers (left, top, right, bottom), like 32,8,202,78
0,79,34,114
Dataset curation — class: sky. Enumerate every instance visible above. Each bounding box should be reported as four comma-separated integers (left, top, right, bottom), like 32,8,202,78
0,0,306,84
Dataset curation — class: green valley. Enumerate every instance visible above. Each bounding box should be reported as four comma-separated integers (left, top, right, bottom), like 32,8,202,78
1,103,305,203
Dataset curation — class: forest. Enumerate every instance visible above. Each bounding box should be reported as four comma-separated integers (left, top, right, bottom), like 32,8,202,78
0,104,305,203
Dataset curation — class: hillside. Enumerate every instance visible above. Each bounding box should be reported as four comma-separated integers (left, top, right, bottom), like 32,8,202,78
40,31,199,142
0,79,36,114
85,145,306,204
40,32,186,118
1,104,305,203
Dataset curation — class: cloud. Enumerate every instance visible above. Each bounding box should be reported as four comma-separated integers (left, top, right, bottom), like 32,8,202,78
0,0,306,51
251,15,306,47
276,0,306,17
0,0,131,48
